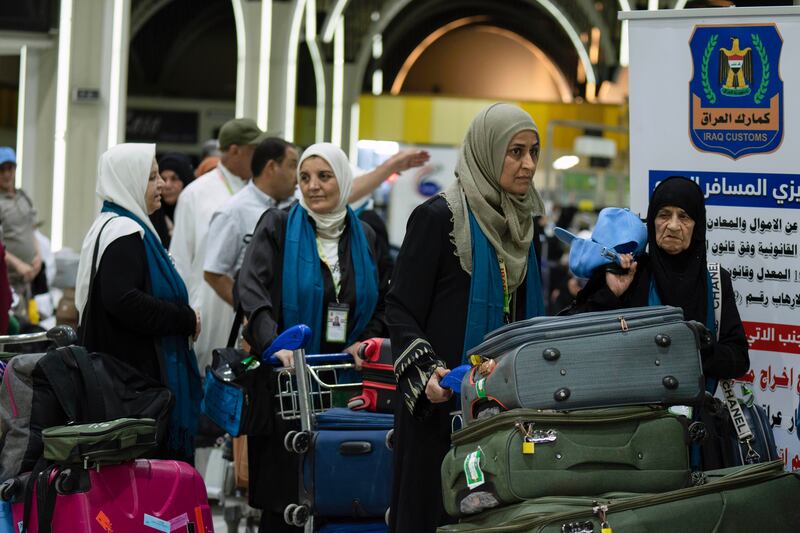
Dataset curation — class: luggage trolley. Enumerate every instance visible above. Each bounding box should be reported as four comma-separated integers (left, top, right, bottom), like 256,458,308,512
0,325,77,353
263,326,393,533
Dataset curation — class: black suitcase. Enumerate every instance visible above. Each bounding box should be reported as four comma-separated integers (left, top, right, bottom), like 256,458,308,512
461,306,708,425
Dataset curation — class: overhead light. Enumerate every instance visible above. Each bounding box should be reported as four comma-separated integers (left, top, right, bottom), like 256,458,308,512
357,140,399,156
553,155,580,170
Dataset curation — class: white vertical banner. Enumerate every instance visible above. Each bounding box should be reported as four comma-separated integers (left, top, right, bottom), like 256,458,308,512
624,6,800,470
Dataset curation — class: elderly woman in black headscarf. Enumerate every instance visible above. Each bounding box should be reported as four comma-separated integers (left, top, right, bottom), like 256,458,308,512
563,176,748,381
645,176,749,380
149,153,194,247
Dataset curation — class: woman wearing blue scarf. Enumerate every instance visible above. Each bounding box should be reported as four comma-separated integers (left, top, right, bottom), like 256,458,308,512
236,142,391,531
75,143,203,463
386,103,546,532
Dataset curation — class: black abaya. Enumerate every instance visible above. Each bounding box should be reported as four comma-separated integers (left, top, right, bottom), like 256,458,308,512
386,196,531,533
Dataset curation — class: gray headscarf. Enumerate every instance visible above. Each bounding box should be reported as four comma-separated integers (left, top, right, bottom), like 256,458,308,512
442,103,545,291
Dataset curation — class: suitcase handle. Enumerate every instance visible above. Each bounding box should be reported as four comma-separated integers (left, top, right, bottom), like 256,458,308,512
339,441,373,455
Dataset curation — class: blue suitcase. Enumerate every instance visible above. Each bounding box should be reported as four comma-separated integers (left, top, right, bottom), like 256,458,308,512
302,409,393,518
317,523,387,532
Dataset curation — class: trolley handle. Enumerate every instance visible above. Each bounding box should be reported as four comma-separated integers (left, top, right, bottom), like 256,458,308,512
0,325,77,347
439,364,471,394
261,324,312,361
265,353,353,366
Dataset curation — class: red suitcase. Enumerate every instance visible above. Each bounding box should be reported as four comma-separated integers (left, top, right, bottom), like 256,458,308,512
12,459,213,532
349,338,396,413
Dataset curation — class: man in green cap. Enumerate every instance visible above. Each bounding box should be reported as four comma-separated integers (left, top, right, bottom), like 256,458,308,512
170,118,269,372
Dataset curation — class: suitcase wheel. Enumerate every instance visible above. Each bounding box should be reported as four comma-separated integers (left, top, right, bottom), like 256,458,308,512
54,470,75,494
291,504,309,526
291,431,311,454
283,504,296,525
385,429,394,450
688,421,707,443
284,431,296,452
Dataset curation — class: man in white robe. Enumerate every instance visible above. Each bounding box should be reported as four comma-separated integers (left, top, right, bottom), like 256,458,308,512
170,118,268,371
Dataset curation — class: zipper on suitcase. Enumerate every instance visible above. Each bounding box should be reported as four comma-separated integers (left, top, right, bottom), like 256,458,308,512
471,313,685,358
476,461,784,533
451,407,668,446
481,306,682,346
76,419,153,437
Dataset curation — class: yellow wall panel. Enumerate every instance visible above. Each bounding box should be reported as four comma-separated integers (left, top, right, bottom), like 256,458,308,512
358,95,629,155
402,97,432,144
369,97,407,141
358,97,377,140
429,98,492,144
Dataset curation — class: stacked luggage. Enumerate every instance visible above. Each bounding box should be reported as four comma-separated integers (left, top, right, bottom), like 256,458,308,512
0,327,213,532
439,306,796,532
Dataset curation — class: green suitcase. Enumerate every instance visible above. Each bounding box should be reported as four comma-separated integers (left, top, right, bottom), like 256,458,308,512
42,418,158,468
441,407,692,517
438,461,800,532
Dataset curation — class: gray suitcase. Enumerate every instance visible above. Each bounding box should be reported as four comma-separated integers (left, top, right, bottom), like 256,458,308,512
461,306,707,425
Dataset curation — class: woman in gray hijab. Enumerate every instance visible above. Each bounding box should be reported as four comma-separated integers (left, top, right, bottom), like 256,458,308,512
386,103,546,532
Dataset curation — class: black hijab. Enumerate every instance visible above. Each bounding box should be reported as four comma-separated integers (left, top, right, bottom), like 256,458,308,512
157,153,194,220
647,176,708,323
150,153,194,247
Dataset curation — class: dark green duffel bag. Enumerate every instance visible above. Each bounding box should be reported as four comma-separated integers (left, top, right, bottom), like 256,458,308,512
42,418,158,468
438,461,800,532
441,407,692,517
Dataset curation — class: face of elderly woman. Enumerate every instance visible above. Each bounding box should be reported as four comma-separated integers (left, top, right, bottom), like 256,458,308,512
145,158,165,215
299,156,340,214
160,170,184,206
654,205,695,254
499,130,539,195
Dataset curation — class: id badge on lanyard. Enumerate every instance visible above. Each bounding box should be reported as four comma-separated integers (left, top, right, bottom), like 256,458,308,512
326,303,349,343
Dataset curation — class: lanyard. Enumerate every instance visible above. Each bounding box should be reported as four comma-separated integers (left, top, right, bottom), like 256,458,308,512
316,237,342,301
498,257,511,317
217,169,234,195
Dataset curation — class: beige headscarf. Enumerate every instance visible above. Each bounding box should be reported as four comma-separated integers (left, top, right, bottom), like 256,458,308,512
442,103,545,291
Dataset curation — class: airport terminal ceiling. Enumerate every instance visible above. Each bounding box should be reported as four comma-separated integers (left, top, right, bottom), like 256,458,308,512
2,0,790,106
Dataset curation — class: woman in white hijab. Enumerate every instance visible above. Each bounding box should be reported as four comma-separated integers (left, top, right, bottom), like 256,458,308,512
75,143,202,463
236,142,391,531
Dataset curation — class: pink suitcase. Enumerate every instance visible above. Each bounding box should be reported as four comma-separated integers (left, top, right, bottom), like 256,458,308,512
12,459,213,532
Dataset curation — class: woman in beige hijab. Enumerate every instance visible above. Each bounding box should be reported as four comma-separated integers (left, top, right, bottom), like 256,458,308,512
386,103,546,532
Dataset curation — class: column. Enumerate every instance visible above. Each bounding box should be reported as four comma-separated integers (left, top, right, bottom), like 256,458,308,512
51,0,131,250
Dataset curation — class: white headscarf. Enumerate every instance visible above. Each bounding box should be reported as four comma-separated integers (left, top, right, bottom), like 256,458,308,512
297,143,353,240
75,143,157,317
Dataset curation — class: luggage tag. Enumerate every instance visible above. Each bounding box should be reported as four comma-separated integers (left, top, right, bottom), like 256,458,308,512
326,303,349,343
464,447,485,489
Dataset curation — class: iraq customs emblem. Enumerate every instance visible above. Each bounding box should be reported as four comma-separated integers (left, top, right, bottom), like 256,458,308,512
689,24,783,159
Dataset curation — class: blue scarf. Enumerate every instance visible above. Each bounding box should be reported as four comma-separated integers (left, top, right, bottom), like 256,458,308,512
101,201,202,460
282,204,379,354
462,209,544,361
